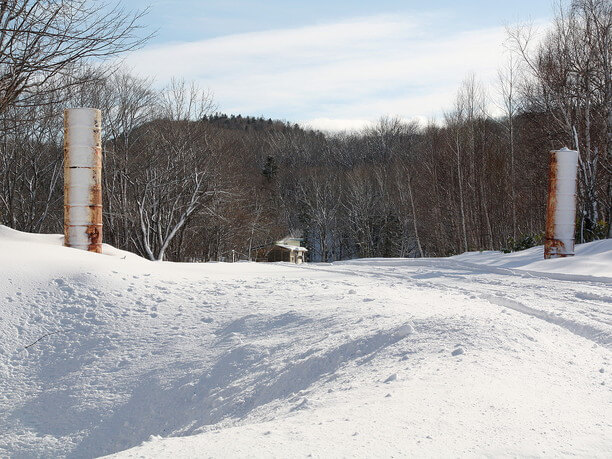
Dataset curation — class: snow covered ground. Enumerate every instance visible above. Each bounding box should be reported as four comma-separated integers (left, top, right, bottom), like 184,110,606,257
0,225,610,458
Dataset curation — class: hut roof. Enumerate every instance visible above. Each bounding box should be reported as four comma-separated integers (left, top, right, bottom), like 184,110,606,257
276,244,308,252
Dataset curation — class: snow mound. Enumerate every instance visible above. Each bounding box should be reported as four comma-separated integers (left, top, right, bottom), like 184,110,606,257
0,224,146,264
451,239,612,280
1,226,610,458
0,224,64,244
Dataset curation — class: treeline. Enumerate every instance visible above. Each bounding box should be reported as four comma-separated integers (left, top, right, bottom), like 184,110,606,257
0,0,610,261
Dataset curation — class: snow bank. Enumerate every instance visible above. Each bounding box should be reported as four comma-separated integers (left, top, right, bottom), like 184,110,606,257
1,226,610,458
0,224,147,264
452,239,612,280
0,224,64,245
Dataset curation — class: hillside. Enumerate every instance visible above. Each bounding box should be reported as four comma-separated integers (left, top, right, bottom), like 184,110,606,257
0,225,610,457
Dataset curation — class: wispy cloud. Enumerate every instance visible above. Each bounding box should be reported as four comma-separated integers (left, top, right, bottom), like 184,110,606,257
124,13,521,130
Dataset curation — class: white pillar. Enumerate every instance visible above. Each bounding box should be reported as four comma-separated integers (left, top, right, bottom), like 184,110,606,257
64,108,103,253
544,147,578,259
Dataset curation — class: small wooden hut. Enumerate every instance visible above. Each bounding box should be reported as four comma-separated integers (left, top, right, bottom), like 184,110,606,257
253,236,307,263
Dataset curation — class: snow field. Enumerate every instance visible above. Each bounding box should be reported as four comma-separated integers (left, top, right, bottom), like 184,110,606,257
0,226,610,457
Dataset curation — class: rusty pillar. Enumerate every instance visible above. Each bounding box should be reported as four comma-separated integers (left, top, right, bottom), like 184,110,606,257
64,108,103,253
544,147,578,259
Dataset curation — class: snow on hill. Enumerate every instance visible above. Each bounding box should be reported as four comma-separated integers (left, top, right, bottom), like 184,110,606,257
0,225,610,458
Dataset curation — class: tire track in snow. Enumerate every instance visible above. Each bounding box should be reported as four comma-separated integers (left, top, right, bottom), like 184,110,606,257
293,262,612,348
478,294,612,348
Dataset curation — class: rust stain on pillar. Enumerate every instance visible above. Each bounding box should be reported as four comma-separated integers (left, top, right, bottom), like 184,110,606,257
544,151,560,259
64,108,103,253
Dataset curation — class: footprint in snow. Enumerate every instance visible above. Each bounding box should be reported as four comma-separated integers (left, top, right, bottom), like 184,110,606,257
452,347,465,356
54,278,75,294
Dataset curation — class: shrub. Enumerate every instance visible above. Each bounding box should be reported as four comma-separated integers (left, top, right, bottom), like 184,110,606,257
502,233,544,253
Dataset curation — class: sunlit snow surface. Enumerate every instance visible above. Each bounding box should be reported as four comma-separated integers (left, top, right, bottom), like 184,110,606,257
0,225,610,458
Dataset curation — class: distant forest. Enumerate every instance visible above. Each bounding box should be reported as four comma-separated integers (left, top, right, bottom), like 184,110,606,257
0,0,609,261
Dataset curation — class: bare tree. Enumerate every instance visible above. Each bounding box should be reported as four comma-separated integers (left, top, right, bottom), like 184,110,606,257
445,97,469,253
0,0,148,113
395,125,425,258
131,82,219,261
497,56,521,240
95,72,157,249
297,169,343,262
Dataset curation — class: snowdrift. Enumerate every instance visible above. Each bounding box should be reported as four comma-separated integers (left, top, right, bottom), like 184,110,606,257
1,226,610,458
452,239,612,280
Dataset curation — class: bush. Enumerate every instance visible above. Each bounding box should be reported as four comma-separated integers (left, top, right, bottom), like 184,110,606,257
577,218,609,243
502,233,544,253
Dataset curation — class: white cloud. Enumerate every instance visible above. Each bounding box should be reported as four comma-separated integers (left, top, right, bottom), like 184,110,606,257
124,13,525,131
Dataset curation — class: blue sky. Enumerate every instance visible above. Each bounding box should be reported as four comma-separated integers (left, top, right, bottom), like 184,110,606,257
122,1,558,130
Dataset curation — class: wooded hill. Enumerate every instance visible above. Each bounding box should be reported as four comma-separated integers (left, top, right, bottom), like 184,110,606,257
0,0,609,261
